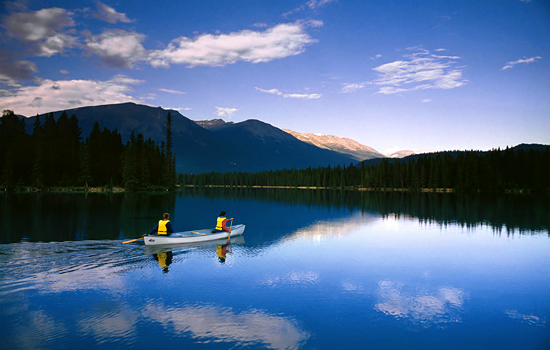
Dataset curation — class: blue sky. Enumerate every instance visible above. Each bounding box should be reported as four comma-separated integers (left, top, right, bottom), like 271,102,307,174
1,0,548,154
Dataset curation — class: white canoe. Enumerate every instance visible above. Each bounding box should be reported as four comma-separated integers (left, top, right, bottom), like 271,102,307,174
144,224,245,246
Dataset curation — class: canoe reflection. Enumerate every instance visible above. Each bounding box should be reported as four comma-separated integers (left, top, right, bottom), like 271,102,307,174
144,235,245,271
153,251,173,273
216,242,230,263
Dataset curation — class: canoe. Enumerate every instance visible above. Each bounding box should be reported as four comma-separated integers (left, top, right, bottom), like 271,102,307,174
144,224,245,246
143,235,245,255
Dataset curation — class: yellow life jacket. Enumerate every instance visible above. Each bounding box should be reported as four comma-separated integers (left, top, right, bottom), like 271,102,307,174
158,219,170,235
216,217,225,231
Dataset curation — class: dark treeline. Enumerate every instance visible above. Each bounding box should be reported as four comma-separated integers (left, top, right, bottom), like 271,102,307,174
178,187,550,235
180,146,550,193
0,192,176,243
0,110,176,191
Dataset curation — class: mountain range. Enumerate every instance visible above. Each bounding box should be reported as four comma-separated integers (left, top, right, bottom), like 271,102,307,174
281,130,386,161
21,102,370,173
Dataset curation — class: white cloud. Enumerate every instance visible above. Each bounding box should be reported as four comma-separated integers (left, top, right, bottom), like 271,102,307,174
2,7,76,57
159,88,186,95
85,30,147,68
284,0,337,16
0,74,143,116
306,0,338,10
422,98,432,103
255,87,321,99
215,107,238,119
341,82,369,93
372,48,467,94
342,48,466,95
93,2,132,24
147,22,317,68
502,56,542,70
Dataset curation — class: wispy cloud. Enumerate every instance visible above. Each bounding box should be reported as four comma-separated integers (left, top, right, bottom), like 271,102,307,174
0,75,143,116
342,48,466,94
215,107,238,119
2,7,77,57
93,1,133,24
148,22,318,68
284,0,337,17
502,56,541,70
341,82,370,93
159,88,185,95
372,48,466,94
306,0,338,9
255,87,322,99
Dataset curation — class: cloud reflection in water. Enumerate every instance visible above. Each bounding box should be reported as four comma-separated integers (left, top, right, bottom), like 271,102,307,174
142,302,310,350
374,280,465,326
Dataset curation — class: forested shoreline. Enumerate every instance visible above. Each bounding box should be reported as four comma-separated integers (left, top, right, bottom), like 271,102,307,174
0,110,176,191
180,146,550,194
2,109,548,194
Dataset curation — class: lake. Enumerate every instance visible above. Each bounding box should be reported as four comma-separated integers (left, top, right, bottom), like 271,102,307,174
1,189,549,349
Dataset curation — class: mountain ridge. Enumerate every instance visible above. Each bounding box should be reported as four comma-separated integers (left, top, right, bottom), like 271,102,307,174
20,102,355,173
282,129,385,161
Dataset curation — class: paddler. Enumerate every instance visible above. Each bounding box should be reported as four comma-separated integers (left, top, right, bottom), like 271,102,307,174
150,213,174,236
214,211,233,233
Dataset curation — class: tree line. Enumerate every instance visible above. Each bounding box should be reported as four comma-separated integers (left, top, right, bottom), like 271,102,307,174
179,146,550,193
0,110,176,191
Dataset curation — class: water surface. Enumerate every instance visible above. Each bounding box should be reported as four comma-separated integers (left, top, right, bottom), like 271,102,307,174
1,190,549,349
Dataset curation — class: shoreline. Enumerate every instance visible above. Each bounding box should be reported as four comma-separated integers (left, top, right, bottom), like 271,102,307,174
1,184,540,195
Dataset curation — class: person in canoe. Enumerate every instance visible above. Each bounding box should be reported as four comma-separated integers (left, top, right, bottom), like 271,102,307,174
150,213,174,236
214,211,233,233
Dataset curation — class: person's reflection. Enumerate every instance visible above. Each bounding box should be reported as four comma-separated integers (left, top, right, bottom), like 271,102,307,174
153,251,173,273
216,243,230,263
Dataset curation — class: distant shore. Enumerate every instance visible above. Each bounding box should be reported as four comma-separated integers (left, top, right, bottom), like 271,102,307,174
1,184,538,194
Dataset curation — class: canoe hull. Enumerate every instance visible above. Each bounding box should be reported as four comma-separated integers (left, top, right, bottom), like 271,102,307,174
144,224,245,246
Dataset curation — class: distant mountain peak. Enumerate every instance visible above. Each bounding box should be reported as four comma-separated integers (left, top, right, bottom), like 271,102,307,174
194,119,233,129
283,129,385,161
388,150,415,158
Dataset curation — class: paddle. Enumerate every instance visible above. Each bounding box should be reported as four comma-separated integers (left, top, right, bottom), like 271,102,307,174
123,237,144,244
191,231,206,235
228,218,234,240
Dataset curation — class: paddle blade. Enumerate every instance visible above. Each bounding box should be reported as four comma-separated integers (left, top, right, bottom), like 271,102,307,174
123,237,144,244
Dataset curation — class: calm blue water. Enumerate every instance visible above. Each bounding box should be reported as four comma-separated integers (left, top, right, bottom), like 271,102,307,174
0,190,549,349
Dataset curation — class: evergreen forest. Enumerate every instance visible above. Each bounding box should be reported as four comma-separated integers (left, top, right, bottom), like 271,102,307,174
180,146,550,193
2,109,548,193
0,110,176,191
